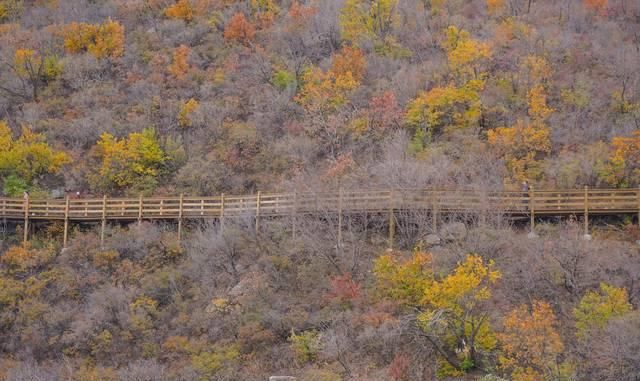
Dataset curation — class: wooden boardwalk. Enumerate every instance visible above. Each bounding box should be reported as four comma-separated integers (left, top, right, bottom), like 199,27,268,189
2,187,639,247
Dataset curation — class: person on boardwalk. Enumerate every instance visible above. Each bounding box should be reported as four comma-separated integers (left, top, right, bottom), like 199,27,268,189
23,190,29,200
521,180,529,207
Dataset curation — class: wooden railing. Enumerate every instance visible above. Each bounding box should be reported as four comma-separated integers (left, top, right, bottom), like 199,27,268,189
2,187,639,246
1,188,639,221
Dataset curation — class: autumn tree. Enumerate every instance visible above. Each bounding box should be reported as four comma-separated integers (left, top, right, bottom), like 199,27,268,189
498,301,567,381
486,0,506,15
405,80,484,147
583,0,608,14
164,0,194,22
528,84,554,122
1,48,61,101
178,98,199,128
89,128,167,194
296,46,366,115
340,0,404,54
487,120,551,182
442,26,491,80
574,283,632,338
0,122,70,190
600,131,640,187
223,13,256,45
375,252,501,375
62,20,125,59
168,45,191,79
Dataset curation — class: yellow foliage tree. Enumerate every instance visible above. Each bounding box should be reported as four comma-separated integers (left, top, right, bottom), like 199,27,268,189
91,128,167,193
442,26,491,79
339,0,402,53
521,55,553,85
405,79,484,145
600,131,640,187
0,121,70,183
373,250,434,306
168,45,191,79
88,19,125,59
62,20,124,59
487,120,551,182
498,301,565,381
574,283,632,338
164,0,194,22
375,252,501,375
178,98,199,128
528,84,554,122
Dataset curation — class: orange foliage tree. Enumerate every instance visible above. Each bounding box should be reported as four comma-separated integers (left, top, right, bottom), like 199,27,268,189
584,0,607,13
498,301,567,381
487,120,551,182
164,0,194,22
168,45,191,79
223,13,256,45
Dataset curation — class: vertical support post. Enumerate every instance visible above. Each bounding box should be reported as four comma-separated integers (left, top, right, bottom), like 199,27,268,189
529,185,536,233
255,191,261,233
63,196,70,248
137,194,143,227
388,190,395,250
101,195,107,248
292,192,298,239
338,187,343,248
637,188,640,227
431,190,438,233
584,185,589,237
178,193,184,241
23,194,29,245
220,193,225,232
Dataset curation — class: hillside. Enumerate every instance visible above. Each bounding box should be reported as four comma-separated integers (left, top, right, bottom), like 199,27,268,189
1,0,640,380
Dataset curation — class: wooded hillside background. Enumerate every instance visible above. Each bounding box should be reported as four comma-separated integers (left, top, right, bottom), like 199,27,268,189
0,0,640,380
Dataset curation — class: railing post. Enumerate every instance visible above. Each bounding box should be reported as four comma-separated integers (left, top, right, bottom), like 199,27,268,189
178,194,184,241
220,193,225,232
431,190,438,233
256,191,261,234
63,196,70,248
584,185,589,238
23,194,29,245
388,190,395,250
529,185,536,236
101,195,107,248
137,194,143,227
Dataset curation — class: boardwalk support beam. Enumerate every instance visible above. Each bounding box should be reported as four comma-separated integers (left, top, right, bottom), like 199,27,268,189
256,191,261,234
583,186,591,240
388,190,395,250
528,186,538,239
178,194,184,241
101,195,107,248
23,195,29,245
338,188,343,248
137,194,143,227
63,196,70,248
